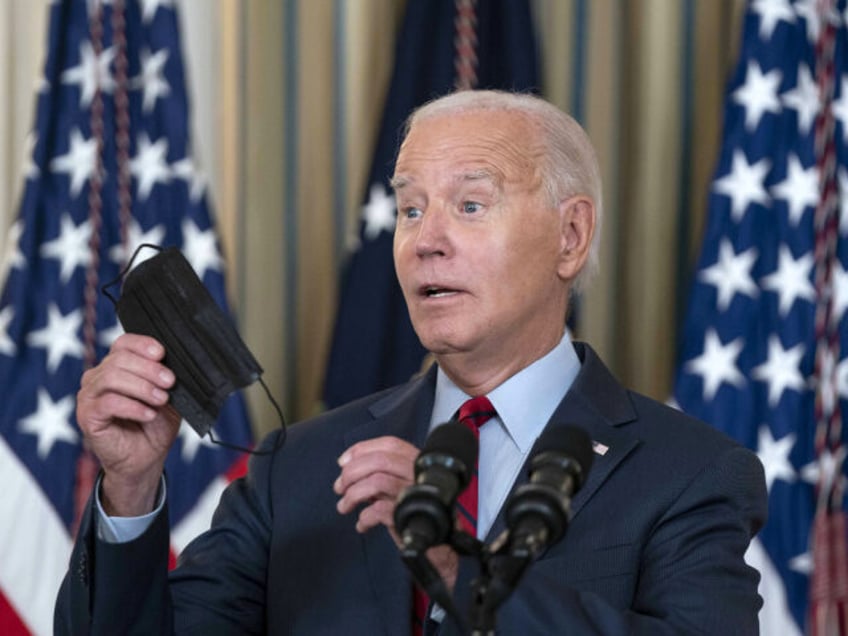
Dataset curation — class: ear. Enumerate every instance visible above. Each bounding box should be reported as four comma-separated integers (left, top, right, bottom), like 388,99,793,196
556,195,596,282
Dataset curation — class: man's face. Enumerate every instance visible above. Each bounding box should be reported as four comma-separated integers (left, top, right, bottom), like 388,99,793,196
392,109,574,372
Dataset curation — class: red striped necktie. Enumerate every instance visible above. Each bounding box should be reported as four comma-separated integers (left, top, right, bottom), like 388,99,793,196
455,395,496,535
412,396,496,635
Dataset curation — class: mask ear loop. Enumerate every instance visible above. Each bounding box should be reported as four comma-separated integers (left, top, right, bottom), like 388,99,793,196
100,242,287,456
207,379,287,455
101,243,164,307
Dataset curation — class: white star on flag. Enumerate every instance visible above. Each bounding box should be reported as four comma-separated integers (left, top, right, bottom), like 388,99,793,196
60,40,115,107
362,183,397,240
0,220,25,283
182,219,223,280
713,150,771,222
172,157,207,203
834,76,848,143
831,260,848,324
751,0,795,40
132,48,170,113
34,71,50,94
139,0,174,24
39,214,92,283
839,166,848,236
685,328,746,400
771,154,819,225
817,347,840,417
800,447,847,500
98,320,124,349
177,420,216,462
732,60,782,131
49,128,98,198
17,388,78,460
0,306,15,356
751,335,806,407
130,133,171,201
760,244,815,316
756,424,797,493
781,65,819,134
109,217,166,268
26,304,85,373
698,239,759,311
789,551,813,576
836,355,848,401
23,132,39,181
794,0,820,43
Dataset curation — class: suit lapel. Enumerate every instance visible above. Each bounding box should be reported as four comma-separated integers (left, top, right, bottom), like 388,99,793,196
485,342,640,543
343,368,437,636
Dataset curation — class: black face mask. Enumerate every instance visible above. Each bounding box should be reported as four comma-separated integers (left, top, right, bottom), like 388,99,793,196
103,245,284,452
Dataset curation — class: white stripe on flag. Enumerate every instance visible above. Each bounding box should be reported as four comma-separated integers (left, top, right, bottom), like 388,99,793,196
0,438,72,636
170,474,229,555
746,536,802,636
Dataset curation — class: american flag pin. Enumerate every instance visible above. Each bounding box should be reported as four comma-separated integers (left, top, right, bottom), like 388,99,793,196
592,440,609,456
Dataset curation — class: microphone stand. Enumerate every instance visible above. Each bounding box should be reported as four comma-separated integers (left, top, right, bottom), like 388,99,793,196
400,529,482,634
400,524,554,635
467,517,556,635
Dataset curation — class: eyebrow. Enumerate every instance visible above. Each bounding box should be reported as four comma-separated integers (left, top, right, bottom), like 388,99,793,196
460,169,498,184
389,175,409,191
390,169,499,192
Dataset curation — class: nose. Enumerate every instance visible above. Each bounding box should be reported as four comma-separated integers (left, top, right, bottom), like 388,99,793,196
414,205,451,258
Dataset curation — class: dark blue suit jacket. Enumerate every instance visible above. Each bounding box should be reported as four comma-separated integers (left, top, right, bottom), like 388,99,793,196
55,342,767,634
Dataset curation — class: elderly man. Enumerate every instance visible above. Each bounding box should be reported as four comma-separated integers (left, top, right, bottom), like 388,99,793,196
55,90,766,635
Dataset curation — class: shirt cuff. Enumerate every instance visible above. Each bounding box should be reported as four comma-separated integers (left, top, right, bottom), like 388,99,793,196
95,474,167,543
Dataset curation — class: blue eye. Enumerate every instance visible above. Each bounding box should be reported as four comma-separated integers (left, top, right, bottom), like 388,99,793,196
462,201,482,214
403,207,422,219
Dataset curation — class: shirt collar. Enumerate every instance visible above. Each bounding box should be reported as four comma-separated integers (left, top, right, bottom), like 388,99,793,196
430,331,581,452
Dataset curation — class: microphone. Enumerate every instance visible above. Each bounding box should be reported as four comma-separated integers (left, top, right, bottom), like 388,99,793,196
504,425,593,559
394,421,478,553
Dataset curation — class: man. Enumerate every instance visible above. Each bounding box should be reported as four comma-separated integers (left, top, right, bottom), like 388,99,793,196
55,90,767,634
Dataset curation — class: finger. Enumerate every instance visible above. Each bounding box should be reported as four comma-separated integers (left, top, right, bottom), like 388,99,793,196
88,347,176,394
111,333,167,360
77,389,163,435
335,451,417,497
81,363,172,409
336,471,411,515
335,437,419,493
338,435,419,467
355,498,397,534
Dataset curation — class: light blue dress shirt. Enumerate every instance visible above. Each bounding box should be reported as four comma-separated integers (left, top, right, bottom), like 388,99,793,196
427,330,581,540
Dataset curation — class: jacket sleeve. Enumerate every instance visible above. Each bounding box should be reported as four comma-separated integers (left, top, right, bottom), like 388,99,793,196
53,430,280,636
446,444,767,636
53,488,173,635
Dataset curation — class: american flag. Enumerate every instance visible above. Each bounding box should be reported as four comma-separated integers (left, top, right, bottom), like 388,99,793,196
0,1,252,634
323,0,539,409
673,0,848,633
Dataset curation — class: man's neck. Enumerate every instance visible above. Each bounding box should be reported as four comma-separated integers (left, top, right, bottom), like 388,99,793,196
434,329,565,396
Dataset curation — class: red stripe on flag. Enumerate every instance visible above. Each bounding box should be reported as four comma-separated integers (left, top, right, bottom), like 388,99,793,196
225,453,249,482
0,591,31,636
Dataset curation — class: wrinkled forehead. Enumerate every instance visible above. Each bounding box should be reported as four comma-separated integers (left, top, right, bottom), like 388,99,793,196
393,109,543,186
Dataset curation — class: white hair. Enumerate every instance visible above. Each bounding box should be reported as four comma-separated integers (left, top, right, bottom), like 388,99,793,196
404,90,603,293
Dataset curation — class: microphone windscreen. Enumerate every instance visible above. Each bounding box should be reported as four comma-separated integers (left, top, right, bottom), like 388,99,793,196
420,421,478,476
534,425,594,479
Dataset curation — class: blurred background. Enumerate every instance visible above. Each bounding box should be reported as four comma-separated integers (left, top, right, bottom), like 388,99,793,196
0,0,747,432
4,1,845,635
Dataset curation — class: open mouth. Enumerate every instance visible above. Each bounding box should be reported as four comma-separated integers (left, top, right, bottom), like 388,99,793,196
422,285,459,298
